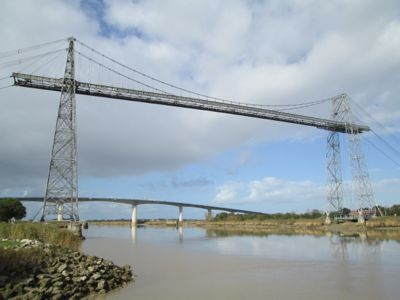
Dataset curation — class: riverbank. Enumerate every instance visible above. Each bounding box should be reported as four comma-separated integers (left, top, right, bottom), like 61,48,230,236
87,217,400,240
185,217,400,240
135,217,400,240
0,223,133,299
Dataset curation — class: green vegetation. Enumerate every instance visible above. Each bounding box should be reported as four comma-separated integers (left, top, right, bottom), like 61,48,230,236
0,239,21,248
0,222,82,250
213,204,400,222
384,204,400,216
365,216,400,228
213,209,324,222
0,222,82,287
0,247,43,275
0,198,26,222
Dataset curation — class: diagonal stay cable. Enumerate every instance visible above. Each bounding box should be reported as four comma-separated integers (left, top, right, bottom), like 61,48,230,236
0,48,67,69
349,96,400,148
364,137,400,168
76,50,170,94
370,129,400,158
75,38,332,109
0,84,13,90
0,38,67,59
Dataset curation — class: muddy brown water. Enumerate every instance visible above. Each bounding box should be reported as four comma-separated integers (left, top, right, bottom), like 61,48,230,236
81,225,400,300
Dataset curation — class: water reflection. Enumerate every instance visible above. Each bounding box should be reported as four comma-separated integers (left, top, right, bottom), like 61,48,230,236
203,227,400,262
129,225,184,242
178,226,183,242
83,225,400,300
130,226,137,242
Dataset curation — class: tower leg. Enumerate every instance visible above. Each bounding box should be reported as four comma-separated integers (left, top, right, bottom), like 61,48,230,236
42,37,79,221
327,94,377,219
57,203,64,221
326,94,345,215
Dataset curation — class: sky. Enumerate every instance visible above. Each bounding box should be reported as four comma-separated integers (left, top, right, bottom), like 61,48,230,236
0,0,399,220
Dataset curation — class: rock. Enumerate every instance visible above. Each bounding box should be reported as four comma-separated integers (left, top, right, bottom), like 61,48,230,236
52,293,63,300
92,273,101,280
87,266,95,272
39,278,51,288
97,279,107,291
57,264,67,273
0,240,134,300
52,281,64,289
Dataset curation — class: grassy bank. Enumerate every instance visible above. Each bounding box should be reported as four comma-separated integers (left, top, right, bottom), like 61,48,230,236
0,222,133,298
0,222,82,278
365,216,400,228
186,218,326,228
0,222,82,250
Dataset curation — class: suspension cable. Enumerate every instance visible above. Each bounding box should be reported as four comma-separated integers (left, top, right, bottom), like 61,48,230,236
349,96,400,148
370,129,400,158
76,50,170,94
0,84,13,90
0,38,67,59
75,38,332,109
364,137,400,168
0,48,67,69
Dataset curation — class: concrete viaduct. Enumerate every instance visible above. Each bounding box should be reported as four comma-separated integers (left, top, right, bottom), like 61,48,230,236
2,197,267,224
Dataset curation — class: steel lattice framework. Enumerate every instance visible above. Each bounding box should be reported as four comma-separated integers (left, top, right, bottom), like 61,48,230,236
12,73,370,133
10,38,376,221
326,94,377,219
40,38,78,221
326,94,346,214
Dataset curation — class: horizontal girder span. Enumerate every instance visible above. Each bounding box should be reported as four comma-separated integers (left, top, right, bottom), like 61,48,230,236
4,197,268,215
12,73,370,133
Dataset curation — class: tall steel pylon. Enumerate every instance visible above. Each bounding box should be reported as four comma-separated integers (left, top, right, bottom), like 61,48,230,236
326,94,377,220
326,94,346,214
41,38,78,221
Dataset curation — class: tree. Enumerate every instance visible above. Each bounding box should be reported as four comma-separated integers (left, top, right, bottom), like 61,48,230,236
0,198,26,222
388,204,400,216
342,207,351,216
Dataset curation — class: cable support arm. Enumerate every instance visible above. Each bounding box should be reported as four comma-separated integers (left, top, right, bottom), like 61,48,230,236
12,72,370,133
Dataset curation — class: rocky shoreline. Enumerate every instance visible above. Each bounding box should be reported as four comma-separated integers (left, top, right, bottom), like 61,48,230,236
0,239,133,299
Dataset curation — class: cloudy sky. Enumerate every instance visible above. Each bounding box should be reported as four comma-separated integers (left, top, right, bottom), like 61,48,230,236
0,0,399,220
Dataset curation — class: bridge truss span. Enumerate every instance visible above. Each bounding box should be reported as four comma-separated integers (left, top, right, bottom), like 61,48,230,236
12,72,369,134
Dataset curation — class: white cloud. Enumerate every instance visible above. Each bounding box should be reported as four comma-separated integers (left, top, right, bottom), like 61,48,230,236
215,182,242,203
0,0,399,199
214,176,400,211
215,177,325,206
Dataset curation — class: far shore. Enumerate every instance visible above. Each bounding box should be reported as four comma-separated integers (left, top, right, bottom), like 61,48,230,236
87,217,400,240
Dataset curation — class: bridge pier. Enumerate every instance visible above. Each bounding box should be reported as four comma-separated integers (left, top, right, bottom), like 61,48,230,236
57,203,63,221
324,212,331,225
206,208,213,221
178,206,183,223
131,203,138,226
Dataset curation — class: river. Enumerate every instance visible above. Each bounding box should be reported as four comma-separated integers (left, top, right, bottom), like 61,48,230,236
81,225,400,300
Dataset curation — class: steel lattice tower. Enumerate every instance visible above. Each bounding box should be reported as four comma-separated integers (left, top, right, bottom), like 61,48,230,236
41,38,78,221
326,94,346,214
326,94,377,220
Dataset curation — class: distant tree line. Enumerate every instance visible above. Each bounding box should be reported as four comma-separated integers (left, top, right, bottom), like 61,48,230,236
213,209,324,221
213,204,400,221
376,204,400,216
333,205,400,217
